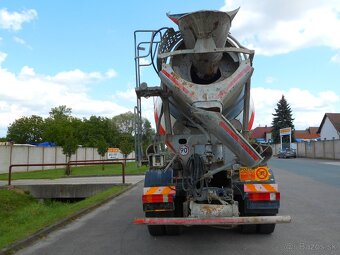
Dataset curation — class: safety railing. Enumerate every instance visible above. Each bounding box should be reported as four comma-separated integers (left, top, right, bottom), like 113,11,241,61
7,160,129,186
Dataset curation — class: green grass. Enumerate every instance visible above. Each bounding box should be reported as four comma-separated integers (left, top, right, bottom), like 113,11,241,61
0,162,147,181
0,185,129,250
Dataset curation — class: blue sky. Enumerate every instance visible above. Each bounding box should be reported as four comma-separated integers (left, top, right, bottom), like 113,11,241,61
0,0,339,137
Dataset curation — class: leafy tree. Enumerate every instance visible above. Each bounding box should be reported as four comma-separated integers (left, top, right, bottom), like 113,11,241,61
142,118,155,155
43,106,80,175
119,134,134,165
79,116,118,148
43,106,73,145
113,112,156,158
96,136,108,170
62,128,79,175
49,105,72,120
271,95,295,143
7,115,44,144
112,112,135,134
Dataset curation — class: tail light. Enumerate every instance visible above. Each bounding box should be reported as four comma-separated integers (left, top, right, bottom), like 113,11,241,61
248,192,280,201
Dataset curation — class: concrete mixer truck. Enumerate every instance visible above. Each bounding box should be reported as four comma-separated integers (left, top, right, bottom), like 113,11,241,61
133,9,291,235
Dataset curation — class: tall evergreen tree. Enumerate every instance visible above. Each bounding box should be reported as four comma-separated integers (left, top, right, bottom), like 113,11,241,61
271,95,295,143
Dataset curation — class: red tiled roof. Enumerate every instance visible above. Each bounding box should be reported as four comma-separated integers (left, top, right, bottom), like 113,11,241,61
294,130,320,139
251,126,273,139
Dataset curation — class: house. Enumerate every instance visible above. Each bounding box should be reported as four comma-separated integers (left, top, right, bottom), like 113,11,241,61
294,127,320,142
317,113,340,140
251,126,273,143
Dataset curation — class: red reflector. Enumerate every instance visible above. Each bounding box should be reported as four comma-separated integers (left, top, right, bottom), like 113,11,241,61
276,192,281,200
142,194,174,203
248,192,280,201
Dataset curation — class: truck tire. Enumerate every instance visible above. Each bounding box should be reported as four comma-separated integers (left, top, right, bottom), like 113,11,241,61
257,224,275,234
165,200,183,235
165,225,182,235
145,212,166,236
148,225,166,236
240,224,257,234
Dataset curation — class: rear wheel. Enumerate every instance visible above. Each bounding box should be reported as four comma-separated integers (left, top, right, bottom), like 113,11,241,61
237,199,257,234
257,214,276,234
165,225,182,235
145,209,182,236
145,212,166,236
165,198,183,235
147,225,166,236
240,224,257,234
257,224,276,234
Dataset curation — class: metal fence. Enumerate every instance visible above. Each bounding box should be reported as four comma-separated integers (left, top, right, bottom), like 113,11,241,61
7,161,126,186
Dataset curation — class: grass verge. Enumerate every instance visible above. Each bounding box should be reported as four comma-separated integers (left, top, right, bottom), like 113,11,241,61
0,162,147,181
0,185,129,250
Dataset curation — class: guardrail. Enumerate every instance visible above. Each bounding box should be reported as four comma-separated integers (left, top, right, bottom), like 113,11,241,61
8,160,127,186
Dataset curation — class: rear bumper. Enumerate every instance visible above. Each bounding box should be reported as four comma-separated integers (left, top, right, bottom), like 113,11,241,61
134,215,291,225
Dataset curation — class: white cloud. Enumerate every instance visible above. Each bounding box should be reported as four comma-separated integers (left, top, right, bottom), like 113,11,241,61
19,66,35,76
0,51,7,65
252,87,339,129
13,36,32,49
49,69,113,85
115,88,136,103
106,69,117,78
265,76,276,84
0,65,127,137
331,52,340,63
13,36,26,45
113,87,156,128
0,8,37,31
220,0,340,56
141,97,156,128
139,58,150,66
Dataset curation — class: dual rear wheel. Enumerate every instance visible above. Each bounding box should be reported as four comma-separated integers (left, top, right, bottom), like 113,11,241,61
146,212,182,236
147,225,182,236
241,223,275,234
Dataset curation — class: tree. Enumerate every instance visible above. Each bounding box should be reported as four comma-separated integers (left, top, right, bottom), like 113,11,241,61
113,111,156,156
78,116,118,148
142,118,155,155
62,129,79,175
7,115,44,144
271,95,295,143
96,136,108,170
119,134,134,165
112,112,135,134
49,105,72,120
43,106,73,145
43,106,80,175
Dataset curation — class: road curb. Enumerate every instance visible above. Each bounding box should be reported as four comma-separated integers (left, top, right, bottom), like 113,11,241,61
0,180,143,255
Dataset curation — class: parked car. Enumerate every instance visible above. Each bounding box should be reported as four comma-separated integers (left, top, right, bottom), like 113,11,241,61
277,148,296,158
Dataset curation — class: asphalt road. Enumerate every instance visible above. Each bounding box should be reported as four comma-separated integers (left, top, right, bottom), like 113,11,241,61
16,158,340,255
